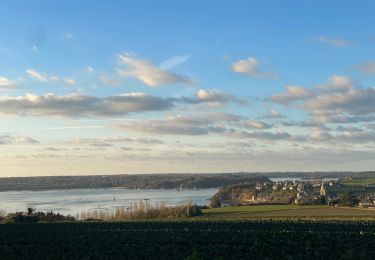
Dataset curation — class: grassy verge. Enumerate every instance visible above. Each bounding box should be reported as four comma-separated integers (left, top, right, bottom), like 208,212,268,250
341,178,375,186
201,204,375,219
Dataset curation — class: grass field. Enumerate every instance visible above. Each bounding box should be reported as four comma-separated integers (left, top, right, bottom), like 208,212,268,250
341,178,375,186
202,205,375,218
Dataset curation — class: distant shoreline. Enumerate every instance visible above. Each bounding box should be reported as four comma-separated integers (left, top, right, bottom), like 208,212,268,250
0,172,358,192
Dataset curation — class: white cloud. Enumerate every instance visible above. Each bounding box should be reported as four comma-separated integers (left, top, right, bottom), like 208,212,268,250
196,89,230,107
314,36,349,47
0,92,174,117
26,69,75,85
231,56,279,79
308,128,333,141
115,113,246,136
117,116,224,136
317,75,354,92
0,76,17,89
0,134,39,145
268,108,283,118
64,78,76,85
232,57,259,75
269,85,314,104
227,130,291,140
269,75,375,124
243,120,272,129
303,87,375,116
27,69,47,81
117,53,192,87
194,89,246,107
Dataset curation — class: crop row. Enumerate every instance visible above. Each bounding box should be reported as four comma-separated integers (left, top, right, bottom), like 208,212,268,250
0,220,375,259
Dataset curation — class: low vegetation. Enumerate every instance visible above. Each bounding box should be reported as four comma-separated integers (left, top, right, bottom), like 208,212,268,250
79,200,202,220
0,207,75,223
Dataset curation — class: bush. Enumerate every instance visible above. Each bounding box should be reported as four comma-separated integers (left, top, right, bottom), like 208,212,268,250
1,209,75,223
340,191,360,207
210,196,222,208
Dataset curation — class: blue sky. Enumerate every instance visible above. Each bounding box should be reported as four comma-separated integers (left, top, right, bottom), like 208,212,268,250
0,1,375,176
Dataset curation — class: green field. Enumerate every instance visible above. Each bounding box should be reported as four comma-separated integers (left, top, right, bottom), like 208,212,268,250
342,178,375,186
202,205,375,218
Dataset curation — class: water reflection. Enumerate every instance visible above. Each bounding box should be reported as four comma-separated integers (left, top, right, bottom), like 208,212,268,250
0,188,218,216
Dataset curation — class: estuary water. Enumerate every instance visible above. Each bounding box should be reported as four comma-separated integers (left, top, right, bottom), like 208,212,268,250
0,188,218,216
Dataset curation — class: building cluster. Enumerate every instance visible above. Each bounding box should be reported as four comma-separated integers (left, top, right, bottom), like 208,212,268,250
247,179,375,208
358,195,375,208
250,179,343,205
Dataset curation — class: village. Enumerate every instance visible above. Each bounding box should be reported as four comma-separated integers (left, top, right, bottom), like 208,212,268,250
216,178,375,208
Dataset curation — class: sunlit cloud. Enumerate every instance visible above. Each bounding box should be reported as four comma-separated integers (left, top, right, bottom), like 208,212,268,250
26,69,76,85
269,85,314,104
0,92,173,117
231,56,279,79
0,76,18,89
117,53,192,86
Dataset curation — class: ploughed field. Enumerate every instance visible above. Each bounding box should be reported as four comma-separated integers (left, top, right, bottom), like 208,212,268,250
1,220,375,259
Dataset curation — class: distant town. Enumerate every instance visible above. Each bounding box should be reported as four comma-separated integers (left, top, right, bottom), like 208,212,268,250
211,172,375,208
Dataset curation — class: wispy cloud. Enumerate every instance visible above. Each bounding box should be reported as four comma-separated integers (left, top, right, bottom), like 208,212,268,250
43,126,103,130
158,55,190,70
99,76,121,86
27,69,47,81
117,53,192,87
116,115,227,136
314,35,349,47
0,134,39,145
26,69,75,85
72,136,164,147
352,61,375,75
0,76,18,89
86,66,95,73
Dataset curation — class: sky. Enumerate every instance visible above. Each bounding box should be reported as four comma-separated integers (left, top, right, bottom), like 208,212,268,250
0,1,375,176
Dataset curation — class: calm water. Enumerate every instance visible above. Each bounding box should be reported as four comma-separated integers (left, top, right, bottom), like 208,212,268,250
269,177,303,182
0,188,218,216
269,177,340,182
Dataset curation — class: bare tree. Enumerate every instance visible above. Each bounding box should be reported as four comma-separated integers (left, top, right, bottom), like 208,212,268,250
26,204,36,216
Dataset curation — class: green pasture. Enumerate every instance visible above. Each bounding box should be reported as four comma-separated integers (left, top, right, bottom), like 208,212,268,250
202,204,375,218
